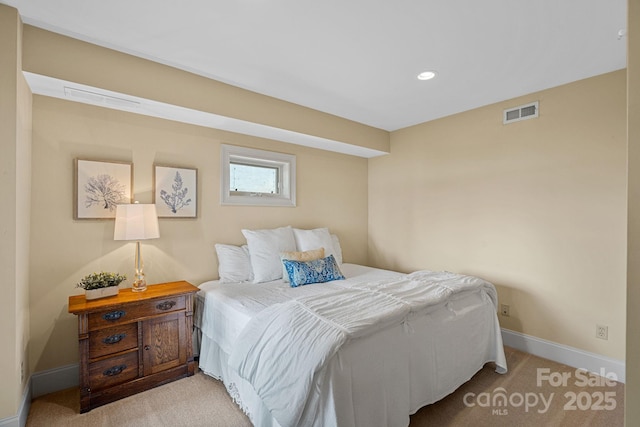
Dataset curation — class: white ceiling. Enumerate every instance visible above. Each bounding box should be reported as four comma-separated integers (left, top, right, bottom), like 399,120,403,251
2,0,628,132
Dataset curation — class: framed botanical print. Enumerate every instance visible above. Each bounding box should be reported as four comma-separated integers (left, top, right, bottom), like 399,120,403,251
75,159,133,219
154,165,197,218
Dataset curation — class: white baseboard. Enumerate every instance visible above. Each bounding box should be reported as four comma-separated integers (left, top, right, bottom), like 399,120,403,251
31,363,78,398
501,328,625,383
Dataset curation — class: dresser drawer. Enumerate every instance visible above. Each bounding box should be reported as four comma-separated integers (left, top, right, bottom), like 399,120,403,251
89,296,186,330
89,351,139,391
89,323,138,359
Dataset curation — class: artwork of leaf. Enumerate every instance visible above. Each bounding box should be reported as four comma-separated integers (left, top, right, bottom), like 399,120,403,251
154,166,197,218
160,171,192,213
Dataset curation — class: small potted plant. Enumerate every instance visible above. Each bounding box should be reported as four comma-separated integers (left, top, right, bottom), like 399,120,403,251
77,271,127,300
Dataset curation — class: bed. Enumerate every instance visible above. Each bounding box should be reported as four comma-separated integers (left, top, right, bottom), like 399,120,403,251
194,227,507,427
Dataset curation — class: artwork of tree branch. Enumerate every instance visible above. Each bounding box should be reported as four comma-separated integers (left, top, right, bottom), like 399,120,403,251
160,171,192,213
84,174,127,211
154,166,197,217
75,159,132,219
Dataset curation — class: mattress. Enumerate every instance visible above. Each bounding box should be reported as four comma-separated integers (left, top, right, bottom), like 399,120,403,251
195,263,507,427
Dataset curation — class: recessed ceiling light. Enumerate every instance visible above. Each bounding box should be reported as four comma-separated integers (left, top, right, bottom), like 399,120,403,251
417,71,437,81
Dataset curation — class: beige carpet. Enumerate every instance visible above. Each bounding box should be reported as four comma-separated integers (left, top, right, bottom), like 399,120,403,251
27,347,624,427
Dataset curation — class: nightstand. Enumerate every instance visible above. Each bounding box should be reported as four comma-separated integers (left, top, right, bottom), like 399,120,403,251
68,280,199,413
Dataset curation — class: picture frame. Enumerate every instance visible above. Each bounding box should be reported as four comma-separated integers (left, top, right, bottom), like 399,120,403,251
154,165,197,218
75,159,133,219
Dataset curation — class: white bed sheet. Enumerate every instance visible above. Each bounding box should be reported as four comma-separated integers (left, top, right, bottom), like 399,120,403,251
196,264,506,427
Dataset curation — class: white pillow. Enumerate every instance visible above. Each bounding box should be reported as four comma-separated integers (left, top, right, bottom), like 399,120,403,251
215,244,253,283
242,226,296,283
293,228,340,264
331,234,343,265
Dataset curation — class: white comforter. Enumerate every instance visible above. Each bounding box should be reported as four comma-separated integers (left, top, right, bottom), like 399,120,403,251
197,264,507,427
227,271,501,427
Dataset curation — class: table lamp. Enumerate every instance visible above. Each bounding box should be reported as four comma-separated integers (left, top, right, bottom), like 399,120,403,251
114,203,160,292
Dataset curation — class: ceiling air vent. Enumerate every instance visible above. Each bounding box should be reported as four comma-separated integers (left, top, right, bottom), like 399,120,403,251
503,101,539,124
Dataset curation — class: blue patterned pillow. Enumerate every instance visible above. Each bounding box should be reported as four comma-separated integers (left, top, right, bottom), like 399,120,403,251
282,255,345,287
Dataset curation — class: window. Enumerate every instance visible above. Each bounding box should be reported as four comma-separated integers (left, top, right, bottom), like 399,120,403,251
221,144,296,206
230,162,278,194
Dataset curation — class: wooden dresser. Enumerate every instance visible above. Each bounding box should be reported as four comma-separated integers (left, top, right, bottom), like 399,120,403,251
68,280,199,413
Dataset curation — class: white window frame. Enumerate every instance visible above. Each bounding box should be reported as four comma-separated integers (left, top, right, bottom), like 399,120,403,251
220,144,296,207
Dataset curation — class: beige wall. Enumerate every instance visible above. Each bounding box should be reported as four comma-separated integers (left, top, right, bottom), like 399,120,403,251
626,0,640,424
0,4,31,420
19,21,377,376
29,95,369,372
16,70,32,402
369,70,627,360
22,26,390,155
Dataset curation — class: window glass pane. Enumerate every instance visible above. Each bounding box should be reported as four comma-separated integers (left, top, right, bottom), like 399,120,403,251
221,144,295,207
230,163,279,194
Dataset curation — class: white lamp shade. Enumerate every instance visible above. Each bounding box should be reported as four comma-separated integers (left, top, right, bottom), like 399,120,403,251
114,204,160,241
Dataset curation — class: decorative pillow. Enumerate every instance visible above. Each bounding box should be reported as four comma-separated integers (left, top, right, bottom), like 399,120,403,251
282,254,345,288
280,247,325,282
215,244,253,283
242,226,296,283
293,228,340,264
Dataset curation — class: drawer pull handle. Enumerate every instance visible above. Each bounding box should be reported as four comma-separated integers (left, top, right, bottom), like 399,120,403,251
102,310,126,321
103,364,127,377
156,301,176,311
102,333,126,345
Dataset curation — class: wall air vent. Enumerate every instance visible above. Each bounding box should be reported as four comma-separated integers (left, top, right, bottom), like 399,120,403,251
503,101,539,124
64,87,140,109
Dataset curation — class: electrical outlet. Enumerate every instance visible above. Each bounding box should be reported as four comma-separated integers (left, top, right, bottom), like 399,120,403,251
500,304,510,317
596,324,608,340
20,361,24,383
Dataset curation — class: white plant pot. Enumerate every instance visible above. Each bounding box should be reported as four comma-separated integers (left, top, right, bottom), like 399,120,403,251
85,286,119,300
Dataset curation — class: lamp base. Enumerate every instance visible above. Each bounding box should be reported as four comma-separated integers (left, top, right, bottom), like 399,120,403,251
133,241,148,292
132,279,147,292
132,270,147,292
